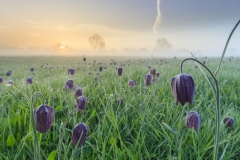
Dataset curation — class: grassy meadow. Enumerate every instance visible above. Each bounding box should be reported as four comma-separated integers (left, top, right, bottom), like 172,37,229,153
0,56,240,160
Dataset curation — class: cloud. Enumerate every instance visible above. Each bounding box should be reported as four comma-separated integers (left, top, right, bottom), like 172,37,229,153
153,0,161,35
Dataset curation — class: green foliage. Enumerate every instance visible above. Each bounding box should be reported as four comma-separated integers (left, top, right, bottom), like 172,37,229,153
0,56,240,159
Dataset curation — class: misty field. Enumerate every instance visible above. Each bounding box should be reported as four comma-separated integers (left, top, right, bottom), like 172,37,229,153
0,56,240,160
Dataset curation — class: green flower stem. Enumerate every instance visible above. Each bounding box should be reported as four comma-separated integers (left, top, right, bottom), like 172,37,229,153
215,20,240,77
180,58,220,160
58,108,79,160
11,86,44,160
31,92,45,160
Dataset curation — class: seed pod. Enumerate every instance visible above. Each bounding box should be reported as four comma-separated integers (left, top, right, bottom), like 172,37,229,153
71,123,88,148
171,73,195,106
117,67,123,76
34,104,54,133
63,79,74,90
149,69,156,77
75,96,86,112
99,66,102,72
128,80,135,87
68,68,75,75
0,77,3,83
26,77,33,84
156,72,160,77
186,111,200,132
30,67,34,72
144,73,152,86
75,88,83,98
223,116,233,128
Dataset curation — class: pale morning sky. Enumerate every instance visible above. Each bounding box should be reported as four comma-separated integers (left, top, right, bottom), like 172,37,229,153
0,0,240,56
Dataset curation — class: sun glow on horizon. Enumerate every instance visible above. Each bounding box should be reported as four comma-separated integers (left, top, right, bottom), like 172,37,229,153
60,45,65,49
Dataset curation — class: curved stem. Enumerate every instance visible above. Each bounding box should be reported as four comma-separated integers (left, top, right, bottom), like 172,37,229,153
31,92,45,160
215,20,240,77
180,58,220,160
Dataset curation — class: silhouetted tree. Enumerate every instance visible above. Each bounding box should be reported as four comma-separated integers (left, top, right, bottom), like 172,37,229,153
88,34,105,51
156,38,172,50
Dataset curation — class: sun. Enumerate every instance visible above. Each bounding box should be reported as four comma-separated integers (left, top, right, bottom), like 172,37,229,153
60,45,65,49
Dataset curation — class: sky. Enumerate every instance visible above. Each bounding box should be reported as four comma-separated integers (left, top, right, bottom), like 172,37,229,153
0,0,240,57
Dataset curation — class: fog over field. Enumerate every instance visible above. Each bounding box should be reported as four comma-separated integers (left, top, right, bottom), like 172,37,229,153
0,0,240,57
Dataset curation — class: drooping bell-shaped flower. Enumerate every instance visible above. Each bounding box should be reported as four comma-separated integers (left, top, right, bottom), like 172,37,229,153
128,80,135,87
63,79,74,90
6,71,12,76
117,67,123,76
26,77,33,84
0,77,3,84
144,73,152,86
75,96,86,112
223,116,234,128
171,73,195,106
71,123,88,148
186,111,200,132
34,104,54,133
75,88,83,98
30,67,34,72
8,80,14,85
68,68,75,75
99,66,102,72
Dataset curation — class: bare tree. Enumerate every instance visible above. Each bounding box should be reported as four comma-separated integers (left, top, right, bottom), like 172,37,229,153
156,38,172,50
88,34,105,51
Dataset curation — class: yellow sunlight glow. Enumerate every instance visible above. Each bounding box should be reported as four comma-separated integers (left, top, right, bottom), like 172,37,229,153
60,45,65,49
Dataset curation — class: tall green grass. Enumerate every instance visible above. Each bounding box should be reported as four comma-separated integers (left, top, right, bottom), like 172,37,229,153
0,55,240,159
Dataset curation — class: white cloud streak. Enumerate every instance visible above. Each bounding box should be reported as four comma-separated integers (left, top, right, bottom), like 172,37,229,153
153,0,161,35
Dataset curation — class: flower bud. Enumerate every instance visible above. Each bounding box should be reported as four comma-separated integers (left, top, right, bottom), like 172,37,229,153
186,111,200,131
75,96,86,112
71,123,88,148
144,73,152,86
30,67,34,72
116,98,123,105
223,116,233,128
117,67,123,76
34,104,54,133
171,74,195,106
